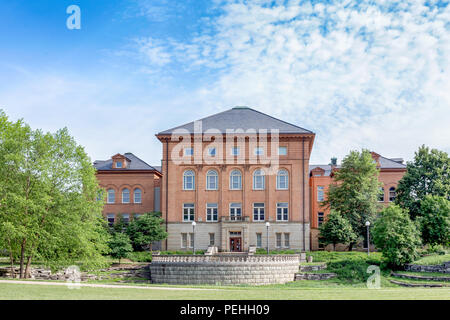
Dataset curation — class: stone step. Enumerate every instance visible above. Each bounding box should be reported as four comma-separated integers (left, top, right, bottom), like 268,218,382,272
295,272,336,281
299,263,327,272
389,279,449,288
405,262,450,273
391,272,450,282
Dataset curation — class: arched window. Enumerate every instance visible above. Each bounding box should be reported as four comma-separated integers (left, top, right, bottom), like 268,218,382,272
183,170,195,190
122,188,130,203
389,187,396,202
276,169,289,190
230,169,242,190
378,187,385,202
253,169,265,190
107,189,115,204
134,188,142,203
206,170,218,190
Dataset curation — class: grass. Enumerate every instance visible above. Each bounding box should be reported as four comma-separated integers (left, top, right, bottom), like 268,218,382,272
0,281,448,300
413,254,450,265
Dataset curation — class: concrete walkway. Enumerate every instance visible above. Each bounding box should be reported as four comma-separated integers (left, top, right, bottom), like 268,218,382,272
0,279,220,291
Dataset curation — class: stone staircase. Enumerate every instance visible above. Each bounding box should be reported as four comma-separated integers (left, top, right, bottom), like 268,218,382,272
295,262,337,281
389,261,450,287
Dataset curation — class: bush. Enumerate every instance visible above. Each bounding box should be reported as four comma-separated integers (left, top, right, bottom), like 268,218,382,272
373,205,422,269
418,195,450,247
108,233,133,264
319,211,357,250
127,251,152,262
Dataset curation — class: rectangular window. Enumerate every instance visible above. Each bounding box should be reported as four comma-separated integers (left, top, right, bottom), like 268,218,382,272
107,214,115,227
284,233,290,248
278,146,287,156
277,203,289,221
254,147,264,156
276,233,282,248
208,147,216,156
253,203,265,221
318,212,324,227
231,146,240,156
183,203,195,222
230,203,242,220
122,213,130,224
209,233,215,246
184,147,193,156
181,233,188,248
317,186,325,202
133,213,143,220
189,233,194,248
206,203,218,222
256,233,262,248
116,161,122,168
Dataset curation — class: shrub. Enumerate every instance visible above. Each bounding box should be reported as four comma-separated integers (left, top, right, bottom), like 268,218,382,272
127,251,152,262
108,233,133,264
373,205,422,269
418,195,450,247
319,211,357,250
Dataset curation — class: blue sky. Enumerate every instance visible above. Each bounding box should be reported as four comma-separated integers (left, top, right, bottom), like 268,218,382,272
1,0,449,166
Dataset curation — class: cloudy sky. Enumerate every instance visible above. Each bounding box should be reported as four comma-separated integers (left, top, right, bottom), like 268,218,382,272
1,0,449,166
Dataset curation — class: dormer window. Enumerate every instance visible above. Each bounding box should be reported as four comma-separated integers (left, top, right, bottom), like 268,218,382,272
116,161,123,168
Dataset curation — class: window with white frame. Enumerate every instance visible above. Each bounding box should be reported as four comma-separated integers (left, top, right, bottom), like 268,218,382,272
183,203,195,221
209,233,215,246
231,146,240,156
253,169,265,190
122,213,130,224
254,147,264,156
183,170,195,190
206,170,218,190
276,233,282,248
181,233,188,248
317,186,325,202
206,203,218,222
107,189,115,204
184,147,193,156
278,146,287,156
284,233,290,248
122,188,130,203
318,212,324,227
277,169,289,189
116,161,123,168
107,213,115,227
189,233,194,248
253,203,265,221
230,169,242,190
256,233,262,248
208,147,216,157
277,202,289,221
134,188,142,203
389,187,396,202
230,203,242,220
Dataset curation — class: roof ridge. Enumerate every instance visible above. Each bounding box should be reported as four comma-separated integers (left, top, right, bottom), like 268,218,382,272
378,154,407,167
124,152,157,170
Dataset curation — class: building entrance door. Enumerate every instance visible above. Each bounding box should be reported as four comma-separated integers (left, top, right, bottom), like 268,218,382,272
229,237,242,252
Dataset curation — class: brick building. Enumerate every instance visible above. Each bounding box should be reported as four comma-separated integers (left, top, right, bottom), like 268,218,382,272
94,153,162,226
309,152,407,250
156,107,315,252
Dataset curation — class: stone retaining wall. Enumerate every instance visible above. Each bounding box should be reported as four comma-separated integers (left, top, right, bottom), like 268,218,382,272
405,262,450,273
150,254,300,285
295,272,336,280
299,263,327,272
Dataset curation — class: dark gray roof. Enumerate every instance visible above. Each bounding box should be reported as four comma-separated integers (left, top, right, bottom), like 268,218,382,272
153,166,162,173
310,153,406,175
94,153,158,171
158,107,313,135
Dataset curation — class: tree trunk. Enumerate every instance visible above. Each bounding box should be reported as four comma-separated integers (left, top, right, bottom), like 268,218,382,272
333,243,336,251
348,242,354,251
24,255,33,279
19,239,26,278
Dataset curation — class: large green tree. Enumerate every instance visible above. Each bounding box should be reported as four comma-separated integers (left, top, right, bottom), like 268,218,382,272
322,149,381,250
126,212,167,251
108,233,133,264
0,110,110,278
319,211,357,251
395,145,450,219
418,195,450,247
373,205,421,269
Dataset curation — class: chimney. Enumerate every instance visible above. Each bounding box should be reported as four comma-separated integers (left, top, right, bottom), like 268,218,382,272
330,157,337,166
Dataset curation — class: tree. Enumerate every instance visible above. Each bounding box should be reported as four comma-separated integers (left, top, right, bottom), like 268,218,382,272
396,145,450,219
418,195,450,247
322,149,381,250
0,110,110,278
108,233,133,264
319,211,357,251
373,205,421,269
127,212,168,251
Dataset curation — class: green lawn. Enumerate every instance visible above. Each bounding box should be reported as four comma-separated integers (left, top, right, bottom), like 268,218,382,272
413,254,450,265
0,282,448,300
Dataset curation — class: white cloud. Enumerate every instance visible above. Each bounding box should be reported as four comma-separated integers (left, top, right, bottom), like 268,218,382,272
133,0,450,164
